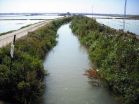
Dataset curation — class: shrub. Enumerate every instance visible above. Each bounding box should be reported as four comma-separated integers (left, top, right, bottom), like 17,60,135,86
0,17,71,104
71,16,139,104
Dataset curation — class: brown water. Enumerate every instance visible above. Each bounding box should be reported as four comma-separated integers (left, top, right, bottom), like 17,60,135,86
43,23,117,104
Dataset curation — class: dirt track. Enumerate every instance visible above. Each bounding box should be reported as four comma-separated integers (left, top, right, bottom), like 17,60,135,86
0,20,52,48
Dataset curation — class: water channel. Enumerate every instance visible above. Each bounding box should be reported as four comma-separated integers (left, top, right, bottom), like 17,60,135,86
43,23,118,104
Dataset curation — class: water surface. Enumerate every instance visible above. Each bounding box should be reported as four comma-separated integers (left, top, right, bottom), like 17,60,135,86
43,24,117,104
96,18,139,35
0,20,41,33
1,14,139,35
0,15,63,33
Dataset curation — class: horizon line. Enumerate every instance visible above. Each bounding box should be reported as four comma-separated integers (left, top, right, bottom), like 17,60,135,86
0,12,139,16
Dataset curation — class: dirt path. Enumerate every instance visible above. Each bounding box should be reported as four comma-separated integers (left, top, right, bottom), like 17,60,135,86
0,20,52,48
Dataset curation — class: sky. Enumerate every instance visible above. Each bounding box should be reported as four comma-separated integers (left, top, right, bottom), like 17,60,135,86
0,0,139,14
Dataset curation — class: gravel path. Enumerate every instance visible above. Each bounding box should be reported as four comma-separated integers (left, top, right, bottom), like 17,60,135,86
0,20,52,48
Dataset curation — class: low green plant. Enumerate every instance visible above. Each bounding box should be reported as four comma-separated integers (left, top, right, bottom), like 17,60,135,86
71,16,139,104
0,17,71,104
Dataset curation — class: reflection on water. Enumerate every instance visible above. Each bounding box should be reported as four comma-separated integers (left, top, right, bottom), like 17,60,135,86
43,24,117,104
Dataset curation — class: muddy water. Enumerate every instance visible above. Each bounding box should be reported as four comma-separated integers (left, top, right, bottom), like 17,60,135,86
43,24,117,104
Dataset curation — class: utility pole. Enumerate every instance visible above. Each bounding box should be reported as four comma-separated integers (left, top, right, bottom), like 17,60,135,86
123,0,127,30
10,35,16,70
92,5,93,18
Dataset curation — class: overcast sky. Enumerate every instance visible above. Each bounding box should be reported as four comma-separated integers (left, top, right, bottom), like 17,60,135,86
0,0,139,14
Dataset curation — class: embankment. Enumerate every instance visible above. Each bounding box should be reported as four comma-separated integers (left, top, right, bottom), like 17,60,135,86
70,16,139,104
0,20,51,48
0,17,71,104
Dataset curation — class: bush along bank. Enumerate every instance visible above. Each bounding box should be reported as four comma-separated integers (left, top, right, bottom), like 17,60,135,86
0,17,71,104
70,16,139,104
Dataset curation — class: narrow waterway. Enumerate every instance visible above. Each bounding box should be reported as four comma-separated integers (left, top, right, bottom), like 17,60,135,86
43,24,117,104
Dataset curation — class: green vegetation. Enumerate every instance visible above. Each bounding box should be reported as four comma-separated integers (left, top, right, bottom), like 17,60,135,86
0,17,71,104
20,24,32,29
0,30,15,36
0,24,32,36
0,24,31,36
71,16,139,104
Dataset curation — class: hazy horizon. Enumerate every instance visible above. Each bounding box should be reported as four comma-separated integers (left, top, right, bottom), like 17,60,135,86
0,12,139,16
0,0,139,15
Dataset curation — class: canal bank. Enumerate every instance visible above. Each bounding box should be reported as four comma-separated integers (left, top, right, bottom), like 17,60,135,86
70,16,139,104
43,23,117,104
0,17,71,104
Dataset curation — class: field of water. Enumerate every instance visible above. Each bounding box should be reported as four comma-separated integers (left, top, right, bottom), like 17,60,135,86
96,18,139,35
0,14,62,33
0,14,139,35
